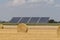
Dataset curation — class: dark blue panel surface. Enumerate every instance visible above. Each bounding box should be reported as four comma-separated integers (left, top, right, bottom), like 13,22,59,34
29,17,40,23
39,17,49,23
19,17,30,23
10,17,21,23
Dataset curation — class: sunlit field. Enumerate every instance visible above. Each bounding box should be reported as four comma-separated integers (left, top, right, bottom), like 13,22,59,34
0,24,60,40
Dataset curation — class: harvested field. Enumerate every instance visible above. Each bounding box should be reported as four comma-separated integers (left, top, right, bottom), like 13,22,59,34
0,25,60,40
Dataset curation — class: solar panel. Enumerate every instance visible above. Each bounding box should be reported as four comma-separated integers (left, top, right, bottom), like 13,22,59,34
29,17,40,23
39,17,49,23
9,17,49,23
10,17,21,23
19,17,30,23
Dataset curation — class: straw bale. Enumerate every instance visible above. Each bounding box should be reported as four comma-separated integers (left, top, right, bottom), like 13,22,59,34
17,23,28,32
0,24,3,29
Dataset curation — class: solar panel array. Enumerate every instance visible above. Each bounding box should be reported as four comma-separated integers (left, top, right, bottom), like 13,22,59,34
9,17,21,23
10,17,49,23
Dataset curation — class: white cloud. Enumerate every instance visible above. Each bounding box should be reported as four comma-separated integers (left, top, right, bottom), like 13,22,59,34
27,0,54,7
45,0,54,5
54,4,60,8
7,0,54,6
28,0,54,4
8,0,26,6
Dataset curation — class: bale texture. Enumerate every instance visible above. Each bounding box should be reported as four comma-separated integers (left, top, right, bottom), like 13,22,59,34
57,26,60,37
0,24,3,29
17,23,28,32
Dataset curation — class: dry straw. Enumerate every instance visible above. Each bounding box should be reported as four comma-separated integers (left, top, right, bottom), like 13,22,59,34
0,24,3,29
17,23,28,32
57,26,60,37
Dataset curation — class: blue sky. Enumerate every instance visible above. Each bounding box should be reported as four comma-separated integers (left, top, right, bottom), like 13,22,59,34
0,0,60,21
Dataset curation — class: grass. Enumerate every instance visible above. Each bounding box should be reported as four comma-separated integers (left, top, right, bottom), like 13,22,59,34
1,23,60,26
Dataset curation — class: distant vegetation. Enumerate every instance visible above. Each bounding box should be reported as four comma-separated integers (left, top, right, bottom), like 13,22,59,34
48,19,60,23
0,21,8,23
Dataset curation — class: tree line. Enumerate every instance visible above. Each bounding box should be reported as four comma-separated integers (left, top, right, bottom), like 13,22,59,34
48,19,60,23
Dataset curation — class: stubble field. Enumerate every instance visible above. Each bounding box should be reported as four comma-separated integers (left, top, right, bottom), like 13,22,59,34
0,25,60,40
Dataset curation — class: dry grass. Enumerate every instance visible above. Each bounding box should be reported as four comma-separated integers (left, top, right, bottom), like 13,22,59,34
0,25,60,40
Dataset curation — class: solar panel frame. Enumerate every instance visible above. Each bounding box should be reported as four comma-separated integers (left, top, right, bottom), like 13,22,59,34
37,17,41,23
27,17,32,23
17,17,22,23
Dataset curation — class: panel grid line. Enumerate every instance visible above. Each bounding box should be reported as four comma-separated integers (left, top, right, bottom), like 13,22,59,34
17,17,22,23
27,17,31,23
37,18,41,23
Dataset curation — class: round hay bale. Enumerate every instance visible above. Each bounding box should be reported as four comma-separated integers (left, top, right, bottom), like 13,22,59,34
57,26,60,37
0,24,3,29
57,26,60,35
17,23,28,32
